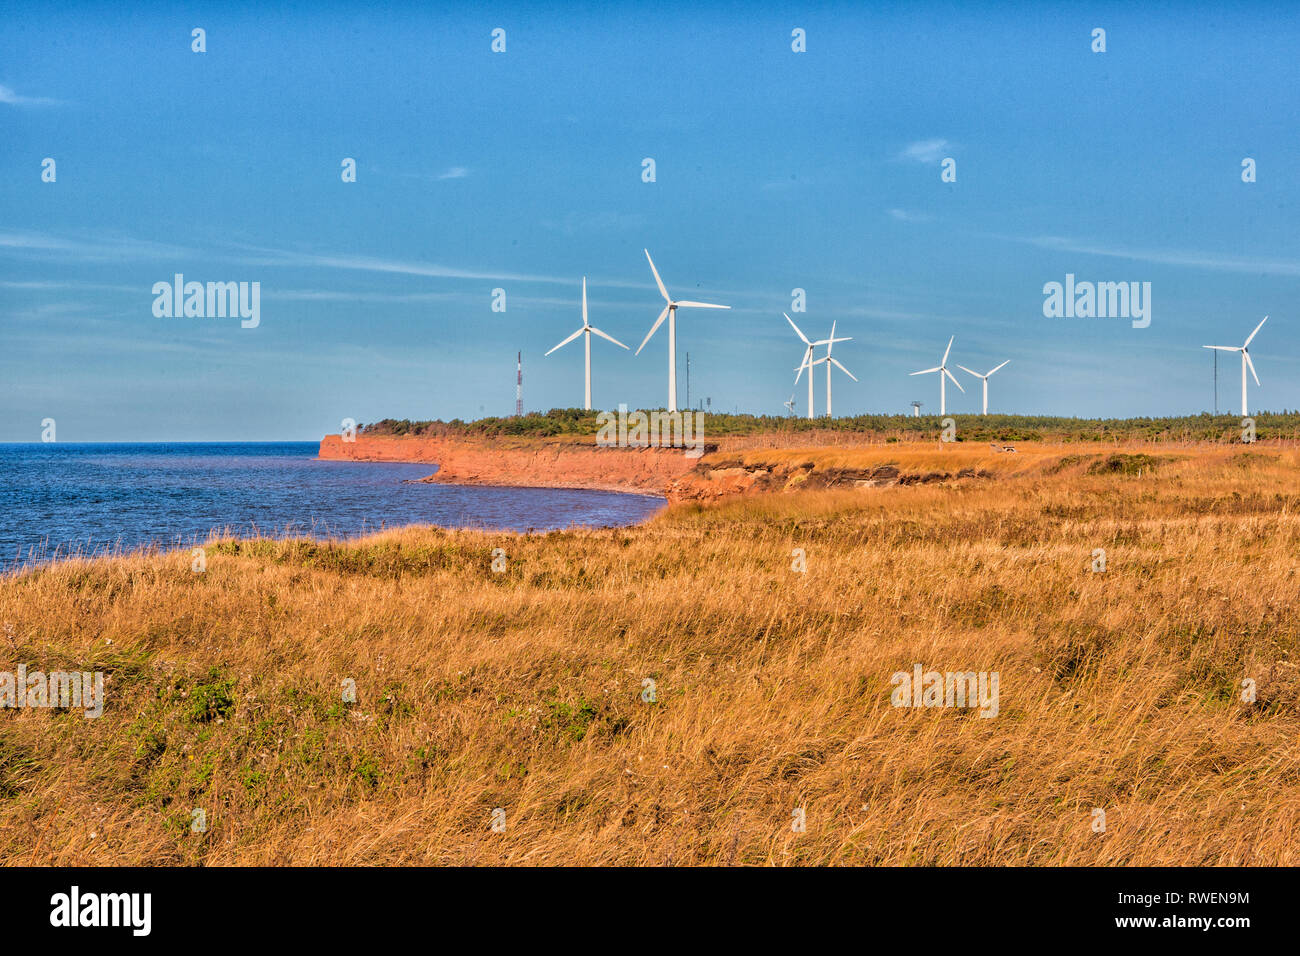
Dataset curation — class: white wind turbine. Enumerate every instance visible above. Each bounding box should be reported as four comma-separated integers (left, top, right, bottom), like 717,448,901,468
810,321,857,417
783,393,797,416
910,336,964,416
635,249,729,412
1204,316,1268,416
956,359,1010,415
545,277,629,410
786,314,848,419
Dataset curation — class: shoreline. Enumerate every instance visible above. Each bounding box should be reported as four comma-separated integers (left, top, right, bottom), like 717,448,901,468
403,471,667,499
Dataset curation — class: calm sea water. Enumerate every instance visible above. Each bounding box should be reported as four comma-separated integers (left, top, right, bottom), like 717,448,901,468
0,442,665,569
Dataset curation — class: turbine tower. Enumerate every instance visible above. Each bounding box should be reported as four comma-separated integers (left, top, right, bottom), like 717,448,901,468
635,249,729,412
956,360,1010,415
810,321,857,418
544,277,629,410
1204,316,1267,416
911,401,923,417
909,336,964,416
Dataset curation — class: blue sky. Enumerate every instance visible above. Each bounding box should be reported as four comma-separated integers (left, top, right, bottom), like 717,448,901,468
3,0,1299,440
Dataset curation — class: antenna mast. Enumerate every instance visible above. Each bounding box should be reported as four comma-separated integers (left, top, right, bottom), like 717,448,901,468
516,351,523,417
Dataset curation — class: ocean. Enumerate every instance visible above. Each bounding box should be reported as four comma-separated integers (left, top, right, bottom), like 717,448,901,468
0,442,665,570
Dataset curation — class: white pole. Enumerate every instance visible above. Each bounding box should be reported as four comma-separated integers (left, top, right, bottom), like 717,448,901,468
584,329,591,410
1242,351,1248,416
940,372,946,416
807,351,815,419
826,362,832,418
667,307,677,412
983,378,988,415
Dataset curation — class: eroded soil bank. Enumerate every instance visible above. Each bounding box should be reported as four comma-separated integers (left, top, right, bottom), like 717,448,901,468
317,433,696,495
317,434,1046,502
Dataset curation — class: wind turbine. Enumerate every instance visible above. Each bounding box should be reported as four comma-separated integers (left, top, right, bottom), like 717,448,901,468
1203,316,1267,416
956,360,1010,415
783,393,797,417
810,321,856,417
787,314,848,419
786,314,818,419
911,401,923,417
635,250,729,412
545,277,629,410
910,336,964,416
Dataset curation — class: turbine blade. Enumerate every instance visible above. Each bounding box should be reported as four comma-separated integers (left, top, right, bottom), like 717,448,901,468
644,249,669,302
635,306,670,355
942,335,954,366
910,367,941,376
784,312,811,344
545,327,584,355
1244,315,1268,347
987,360,1010,376
1245,350,1261,386
674,300,729,310
944,367,965,391
588,325,629,349
955,364,979,378
1203,345,1240,352
830,357,857,381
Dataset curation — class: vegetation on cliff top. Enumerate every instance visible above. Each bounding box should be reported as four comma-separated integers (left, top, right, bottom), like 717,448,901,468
2,444,1299,864
357,409,1300,443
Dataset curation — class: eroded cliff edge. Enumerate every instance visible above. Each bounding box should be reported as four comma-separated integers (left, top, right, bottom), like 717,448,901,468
318,433,1005,504
317,434,698,496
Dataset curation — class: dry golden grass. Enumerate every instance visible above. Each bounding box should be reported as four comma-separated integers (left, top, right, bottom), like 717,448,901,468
2,442,1298,865
713,440,1144,474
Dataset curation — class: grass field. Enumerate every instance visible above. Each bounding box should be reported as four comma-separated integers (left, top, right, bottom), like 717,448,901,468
2,441,1298,865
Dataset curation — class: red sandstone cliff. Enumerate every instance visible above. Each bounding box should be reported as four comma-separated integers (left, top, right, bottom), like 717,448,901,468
318,434,997,504
317,434,699,495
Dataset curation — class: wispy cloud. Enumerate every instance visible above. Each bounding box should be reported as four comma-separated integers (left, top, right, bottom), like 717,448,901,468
995,233,1300,277
437,166,469,180
0,230,570,284
887,208,934,223
0,84,61,107
0,229,699,295
232,243,659,291
761,176,810,192
897,138,951,164
237,246,572,285
539,210,646,236
0,230,192,260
